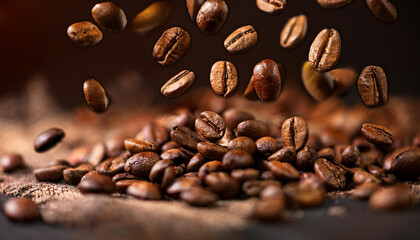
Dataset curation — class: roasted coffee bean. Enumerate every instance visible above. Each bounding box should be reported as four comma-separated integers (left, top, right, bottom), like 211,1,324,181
317,0,352,9
186,0,205,20
256,0,287,14
253,59,281,102
228,137,257,155
361,123,394,146
166,178,199,197
196,0,228,34
171,126,205,151
341,146,360,167
124,138,155,155
224,25,258,54
222,150,254,170
280,14,307,49
105,137,125,158
198,161,224,181
358,65,388,107
317,148,335,162
353,170,380,185
366,0,397,23
153,27,190,66
142,122,168,147
383,146,420,179
124,152,160,178
251,198,285,221
197,142,228,160
204,172,239,199
267,161,299,181
96,157,125,176
259,171,276,180
3,198,40,222
180,186,218,206
314,158,347,190
78,173,115,194
187,153,206,172
242,180,276,196
300,173,325,190
85,143,105,166
370,186,413,211
236,120,269,140
160,148,190,163
130,1,171,35
112,173,139,182
67,21,103,47
231,168,259,184
223,109,255,129
281,116,309,150
308,28,341,72
34,128,65,153
259,183,284,200
34,164,67,182
195,111,226,141
161,70,195,97
283,182,325,208
63,163,94,185
83,78,109,113
330,68,357,95
301,61,334,101
91,2,127,32
66,146,89,166
1,153,24,172
367,165,396,185
115,180,140,194
352,182,380,200
161,166,178,189
126,181,162,200
243,76,260,100
268,147,296,163
149,159,175,183
256,137,280,157
210,61,238,98
160,141,180,152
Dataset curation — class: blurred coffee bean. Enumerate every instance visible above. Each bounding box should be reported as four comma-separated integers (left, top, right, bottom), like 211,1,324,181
369,186,413,211
259,183,284,200
308,28,341,72
383,146,420,179
130,1,171,35
180,186,218,206
267,161,299,181
243,76,260,100
83,78,109,113
301,61,334,101
353,170,380,185
224,25,258,54
160,148,190,163
115,180,141,194
223,109,255,129
166,178,199,198
3,198,40,222
210,61,238,98
142,122,168,147
196,0,228,34
67,21,103,47
1,153,24,172
366,0,397,23
256,137,280,157
253,59,281,102
228,137,257,156
204,172,239,199
126,181,162,200
78,173,115,194
96,157,125,177
231,168,259,184
124,152,160,178
34,164,67,182
91,2,127,32
351,182,380,200
341,146,360,167
280,14,307,49
198,161,224,181
149,159,175,183
283,181,324,208
161,70,195,98
195,111,226,141
317,0,352,9
124,138,155,155
161,141,180,152
197,142,228,160
186,0,205,21
361,123,394,146
222,150,254,170
256,0,287,14
314,158,347,190
236,120,269,140
171,126,205,151
330,68,357,95
251,198,285,221
242,180,277,197
63,163,94,185
281,116,309,150
34,128,65,153
358,66,388,107
153,27,190,66
317,148,335,162
112,173,140,182
268,147,296,163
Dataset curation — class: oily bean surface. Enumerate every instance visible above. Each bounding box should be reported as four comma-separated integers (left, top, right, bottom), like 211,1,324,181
1,153,24,172
161,70,195,97
67,21,103,47
92,2,127,32
267,161,300,181
124,138,155,155
34,128,65,152
296,146,317,170
383,146,420,179
153,27,190,66
228,137,257,155
366,0,397,23
210,61,238,98
125,152,160,178
196,0,228,34
236,120,269,140
224,25,258,54
77,173,115,194
281,116,309,150
126,181,162,200
149,159,175,183
314,158,347,190
253,59,281,102
197,142,228,160
83,78,109,113
222,150,254,170
361,123,394,146
130,1,171,35
180,186,218,206
317,0,352,9
3,198,40,222
358,66,388,107
256,0,287,14
280,15,307,49
195,111,226,141
171,126,204,151
34,165,67,182
308,28,341,72
268,146,296,163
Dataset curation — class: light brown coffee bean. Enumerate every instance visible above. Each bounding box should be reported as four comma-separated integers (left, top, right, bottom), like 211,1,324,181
256,0,287,14
383,146,420,179
267,161,300,181
210,61,238,98
236,120,269,140
361,123,394,146
153,27,190,66
228,137,257,156
67,21,102,47
196,0,228,34
370,186,413,211
280,14,307,49
222,150,254,170
161,70,195,97
1,153,24,172
3,198,41,222
314,158,347,190
130,1,171,35
281,116,309,150
353,170,380,185
243,76,260,100
126,181,162,200
224,25,258,54
253,59,281,102
115,180,141,194
301,61,334,101
351,182,380,200
317,0,352,9
329,68,357,95
83,78,109,113
308,28,341,72
124,138,155,155
92,2,127,32
366,0,397,23
186,0,205,20
195,111,226,141
358,65,388,107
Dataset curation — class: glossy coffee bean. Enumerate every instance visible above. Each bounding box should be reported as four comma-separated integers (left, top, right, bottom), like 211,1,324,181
77,173,115,194
115,180,140,194
126,181,162,200
130,1,171,35
186,0,205,20
142,122,168,147
63,163,94,185
256,0,287,14
222,150,254,170
196,0,228,34
353,170,380,185
96,157,125,177
204,172,239,199
317,0,352,9
253,59,281,102
308,28,341,72
256,137,280,157
186,153,206,172
341,146,360,167
92,2,127,32
197,142,228,160
3,198,40,222
242,180,276,196
351,182,380,200
358,66,388,107
281,116,309,150
83,78,109,113
152,27,190,66
195,111,226,141
301,61,334,101
67,21,102,47
224,25,258,54
166,178,199,197
149,159,175,183
160,148,190,163
124,138,155,155
228,137,257,155
267,161,299,181
34,164,67,182
236,120,269,140
1,153,24,172
160,141,180,152
251,198,285,221
296,146,317,170
171,127,203,151
280,14,307,49
124,152,160,178
383,146,420,179
180,186,218,206
259,183,284,200
283,181,325,208
367,165,397,185
210,61,238,98
223,109,255,129
161,70,195,97
361,123,394,146
268,147,296,163
198,161,224,181
34,128,65,153
370,186,413,211
318,148,335,162
366,0,397,23
231,168,259,184
314,158,347,190
330,68,357,95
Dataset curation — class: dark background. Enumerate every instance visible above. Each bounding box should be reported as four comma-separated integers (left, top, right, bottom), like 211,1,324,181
0,0,419,109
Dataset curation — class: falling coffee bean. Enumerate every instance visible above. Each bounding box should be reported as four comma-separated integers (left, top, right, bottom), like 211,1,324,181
366,0,397,23
130,1,171,35
67,21,103,47
153,27,191,66
196,0,228,34
280,14,307,49
210,61,238,98
83,78,109,113
317,0,352,9
253,59,281,102
330,68,357,95
186,0,205,21
91,2,127,32
3,198,41,222
224,25,258,54
308,28,341,72
256,0,287,14
281,116,309,150
34,128,65,153
301,61,334,101
358,65,388,107
361,123,394,146
161,70,195,97
0,153,24,172
195,111,226,141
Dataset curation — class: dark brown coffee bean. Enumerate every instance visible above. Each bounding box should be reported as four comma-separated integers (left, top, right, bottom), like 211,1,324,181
210,61,238,98
124,138,155,155
361,123,394,146
204,172,239,199
223,109,255,129
330,68,357,95
3,198,40,222
130,1,171,35
301,61,334,101
91,2,127,32
314,158,347,190
180,186,218,206
317,148,335,162
166,178,199,197
195,111,226,141
96,157,125,177
34,128,65,153
161,70,195,97
236,120,269,140
197,142,228,160
296,146,317,171
160,148,190,163
152,27,190,66
149,159,175,183
198,161,224,181
83,78,109,113
283,181,325,208
78,173,115,194
124,152,160,178
341,146,360,167
300,173,326,190
358,66,388,107
112,173,139,182
243,76,260,100
161,166,178,189
171,126,204,151
383,146,420,179
256,0,287,14
1,153,24,172
259,183,284,200
281,116,309,150
231,168,259,184
115,180,140,194
253,59,281,102
370,186,413,211
308,28,341,72
228,137,257,155
63,163,94,185
352,182,380,200
222,150,254,170
317,0,352,9
126,181,162,200
242,180,277,197
366,0,397,23
267,161,299,181
196,0,228,34
160,141,180,152
268,147,296,163
353,170,380,185
186,0,205,20
280,14,307,49
256,137,280,157
251,198,285,221
224,25,258,54
142,122,168,147
34,164,66,182
187,153,206,172
67,21,103,47
367,165,396,185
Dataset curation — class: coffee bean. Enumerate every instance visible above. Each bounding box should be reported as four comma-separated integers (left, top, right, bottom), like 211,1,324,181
34,128,65,153
153,27,190,66
267,161,299,181
112,173,139,182
296,146,317,170
222,150,254,171
308,28,341,72
243,76,260,100
352,182,380,200
383,146,420,179
256,0,287,14
126,181,162,200
329,68,357,95
223,109,255,129
130,1,171,35
204,172,239,199
314,158,347,190
251,198,285,221
187,153,206,172
67,21,102,47
283,181,325,208
281,116,309,150
115,180,140,194
83,78,109,113
353,170,380,185
242,180,277,196
160,148,190,163
186,0,205,21
34,164,67,182
366,0,397,23
171,126,204,151
105,137,125,158
301,61,334,101
1,153,24,172
142,122,168,147
63,163,94,185
318,148,335,162
317,0,352,9
197,142,228,160
224,25,258,54
161,70,195,97
160,141,180,152
3,198,40,222
231,168,259,184
166,178,199,197
195,111,226,141
228,137,257,155
196,0,228,34
91,2,127,32
85,143,105,166
300,173,326,190
367,165,396,185
256,137,280,157
268,147,296,163
236,120,269,140
180,186,218,206
369,186,413,211
280,14,307,49
124,152,160,178
149,159,175,183
96,157,125,177
259,183,284,200
358,65,388,107
161,166,178,189
361,123,394,146
253,59,281,102
77,173,115,194
210,61,238,98
124,138,155,155
341,146,360,167
198,161,224,181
